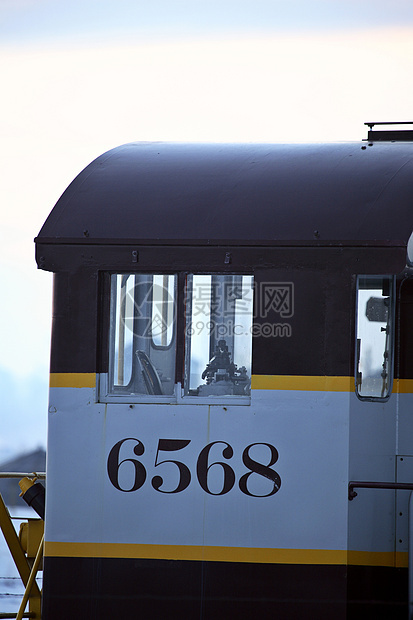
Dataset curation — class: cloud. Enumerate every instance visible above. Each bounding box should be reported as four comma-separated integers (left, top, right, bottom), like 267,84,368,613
0,265,51,376
1,28,413,149
0,0,44,7
1,0,413,46
0,365,47,460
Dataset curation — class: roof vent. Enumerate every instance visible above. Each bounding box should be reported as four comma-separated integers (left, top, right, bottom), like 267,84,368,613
365,121,413,142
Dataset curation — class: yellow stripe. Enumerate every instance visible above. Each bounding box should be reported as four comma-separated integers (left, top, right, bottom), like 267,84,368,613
347,550,397,567
44,542,346,564
251,375,413,394
395,551,408,568
251,375,354,392
49,373,96,388
48,373,413,393
44,542,395,566
392,378,413,394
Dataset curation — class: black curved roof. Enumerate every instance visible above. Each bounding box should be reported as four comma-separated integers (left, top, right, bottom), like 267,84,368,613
36,141,413,246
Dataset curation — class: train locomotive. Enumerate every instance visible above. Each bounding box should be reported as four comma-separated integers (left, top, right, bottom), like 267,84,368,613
35,124,413,618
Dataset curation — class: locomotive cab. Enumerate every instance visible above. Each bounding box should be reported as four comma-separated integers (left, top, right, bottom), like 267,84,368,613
35,135,413,619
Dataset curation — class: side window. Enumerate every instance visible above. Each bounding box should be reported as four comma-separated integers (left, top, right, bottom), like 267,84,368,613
106,274,177,399
185,275,253,398
355,275,395,400
100,272,253,403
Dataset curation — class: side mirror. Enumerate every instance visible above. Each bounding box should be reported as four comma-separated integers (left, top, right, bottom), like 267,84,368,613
365,296,389,322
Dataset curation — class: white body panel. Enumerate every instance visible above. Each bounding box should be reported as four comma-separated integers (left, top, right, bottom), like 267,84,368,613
46,386,350,554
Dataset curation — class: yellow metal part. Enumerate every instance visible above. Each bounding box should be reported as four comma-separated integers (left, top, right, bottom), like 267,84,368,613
16,533,44,620
20,520,44,559
0,490,42,618
19,477,37,496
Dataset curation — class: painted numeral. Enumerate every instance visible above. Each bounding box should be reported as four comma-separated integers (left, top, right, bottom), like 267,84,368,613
239,443,281,497
152,439,191,493
196,441,235,495
107,438,146,492
107,439,281,497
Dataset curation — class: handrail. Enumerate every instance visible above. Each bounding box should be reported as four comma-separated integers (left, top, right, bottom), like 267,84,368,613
0,614,35,618
0,474,45,480
0,483,43,618
348,480,413,500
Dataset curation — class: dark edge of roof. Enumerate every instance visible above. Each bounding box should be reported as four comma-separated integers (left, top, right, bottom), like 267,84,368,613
34,237,407,248
36,141,413,247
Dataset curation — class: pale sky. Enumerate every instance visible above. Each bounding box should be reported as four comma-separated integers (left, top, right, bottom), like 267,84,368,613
1,0,413,458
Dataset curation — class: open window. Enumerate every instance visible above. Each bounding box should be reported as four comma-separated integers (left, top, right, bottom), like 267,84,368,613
355,275,395,400
184,275,253,399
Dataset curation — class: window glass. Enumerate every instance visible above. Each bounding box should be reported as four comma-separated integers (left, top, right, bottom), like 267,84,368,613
108,274,176,397
185,275,253,397
112,274,134,387
355,275,395,400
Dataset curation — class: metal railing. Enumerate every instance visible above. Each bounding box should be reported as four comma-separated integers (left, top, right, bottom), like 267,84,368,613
0,473,45,619
348,480,413,500
0,475,45,480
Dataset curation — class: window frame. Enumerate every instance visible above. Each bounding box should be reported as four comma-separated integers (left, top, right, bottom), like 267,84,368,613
98,270,254,406
183,273,253,403
99,272,178,404
354,274,396,402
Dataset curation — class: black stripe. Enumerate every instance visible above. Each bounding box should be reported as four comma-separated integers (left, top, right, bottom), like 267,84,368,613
41,557,407,620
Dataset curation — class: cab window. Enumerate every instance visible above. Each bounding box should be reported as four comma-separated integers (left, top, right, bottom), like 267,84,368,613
184,275,253,398
355,275,395,400
100,272,253,403
107,273,176,398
